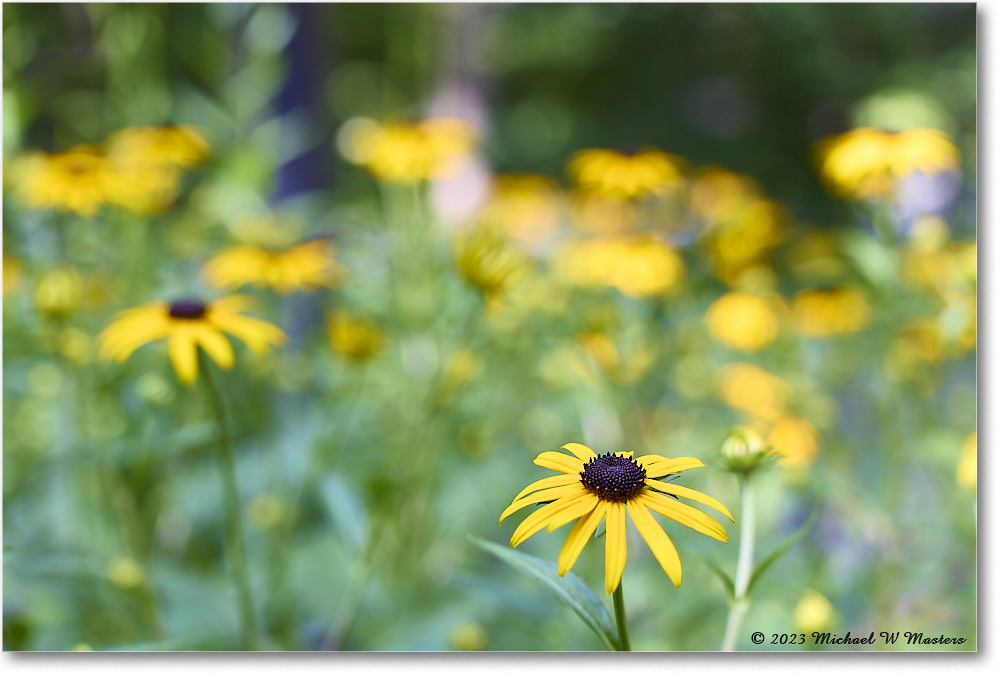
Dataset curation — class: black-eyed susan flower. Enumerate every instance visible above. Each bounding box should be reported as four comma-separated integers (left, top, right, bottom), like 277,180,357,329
791,286,871,337
327,309,385,363
568,147,684,200
478,173,563,246
554,234,685,299
454,227,530,308
704,291,782,352
202,239,346,294
97,295,286,385
339,117,477,184
105,125,210,169
500,443,732,593
816,127,960,200
13,146,111,217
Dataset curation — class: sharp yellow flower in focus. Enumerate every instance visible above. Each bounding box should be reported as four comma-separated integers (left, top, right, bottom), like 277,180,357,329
327,310,385,363
816,127,960,200
792,287,872,337
97,296,286,385
340,117,477,184
705,291,781,352
202,239,346,294
501,442,732,593
554,234,684,299
14,145,111,217
568,147,684,200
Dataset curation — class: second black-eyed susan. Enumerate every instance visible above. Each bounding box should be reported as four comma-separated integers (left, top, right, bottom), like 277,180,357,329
202,239,346,295
501,443,731,593
97,295,286,385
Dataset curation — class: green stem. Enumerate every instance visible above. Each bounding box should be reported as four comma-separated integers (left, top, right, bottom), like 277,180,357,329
200,355,259,650
721,475,755,651
612,581,632,651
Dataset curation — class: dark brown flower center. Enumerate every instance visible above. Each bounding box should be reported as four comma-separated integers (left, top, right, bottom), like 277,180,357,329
580,453,647,502
168,298,208,319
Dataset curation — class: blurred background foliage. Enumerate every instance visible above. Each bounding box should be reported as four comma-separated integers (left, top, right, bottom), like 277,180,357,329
2,3,976,652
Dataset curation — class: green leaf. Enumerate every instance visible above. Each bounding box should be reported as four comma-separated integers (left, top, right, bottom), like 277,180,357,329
469,535,619,651
746,510,819,597
695,553,735,602
320,472,369,551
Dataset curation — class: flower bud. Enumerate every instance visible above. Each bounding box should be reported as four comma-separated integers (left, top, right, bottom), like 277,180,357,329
721,426,770,474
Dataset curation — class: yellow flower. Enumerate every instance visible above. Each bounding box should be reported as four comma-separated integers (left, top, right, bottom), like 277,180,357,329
478,173,563,246
718,362,789,422
577,331,655,385
14,146,111,217
956,432,976,489
705,291,781,352
816,127,960,200
570,191,637,234
688,167,762,221
327,310,385,363
34,267,84,317
554,234,684,298
767,416,820,466
105,125,210,169
568,147,684,200
202,239,346,294
793,589,835,634
106,556,145,589
501,443,731,593
700,198,787,285
454,228,530,307
97,295,286,385
340,117,476,184
450,622,489,651
791,287,871,337
3,255,23,296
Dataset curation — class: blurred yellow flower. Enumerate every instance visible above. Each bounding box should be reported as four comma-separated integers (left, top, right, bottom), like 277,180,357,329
106,556,145,589
718,362,789,422
501,443,731,592
889,318,943,374
568,147,684,200
340,117,476,184
478,173,563,246
700,198,787,285
327,309,385,363
454,228,530,307
570,191,637,234
106,125,210,169
705,291,782,352
440,348,483,391
791,287,871,337
202,239,346,295
767,416,820,466
3,254,23,295
14,145,110,217
450,622,489,651
34,267,84,317
247,493,289,530
97,295,286,385
688,166,762,221
577,331,656,385
554,234,684,298
816,127,960,200
956,432,976,489
793,589,835,634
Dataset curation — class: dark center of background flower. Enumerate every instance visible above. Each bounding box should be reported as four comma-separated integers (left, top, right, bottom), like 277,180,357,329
168,298,208,319
580,453,647,502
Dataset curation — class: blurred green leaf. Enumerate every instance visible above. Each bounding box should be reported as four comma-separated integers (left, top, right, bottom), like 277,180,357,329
469,535,619,651
321,472,369,551
746,510,819,597
696,553,735,602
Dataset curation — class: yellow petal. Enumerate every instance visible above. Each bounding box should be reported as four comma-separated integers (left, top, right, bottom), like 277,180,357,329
167,325,199,385
558,501,607,576
543,492,599,532
500,484,586,524
562,442,597,461
638,492,728,543
626,499,682,588
643,456,705,479
510,492,591,548
209,311,286,353
645,479,734,522
533,451,584,475
605,501,628,594
192,323,235,370
508,474,579,505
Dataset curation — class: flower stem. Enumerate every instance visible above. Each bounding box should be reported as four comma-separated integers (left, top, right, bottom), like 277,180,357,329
721,475,755,651
612,581,632,651
200,355,259,650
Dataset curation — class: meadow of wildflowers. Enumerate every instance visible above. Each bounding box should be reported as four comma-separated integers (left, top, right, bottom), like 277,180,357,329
2,3,976,652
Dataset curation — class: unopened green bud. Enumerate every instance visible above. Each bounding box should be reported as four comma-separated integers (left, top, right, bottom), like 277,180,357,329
722,426,770,474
